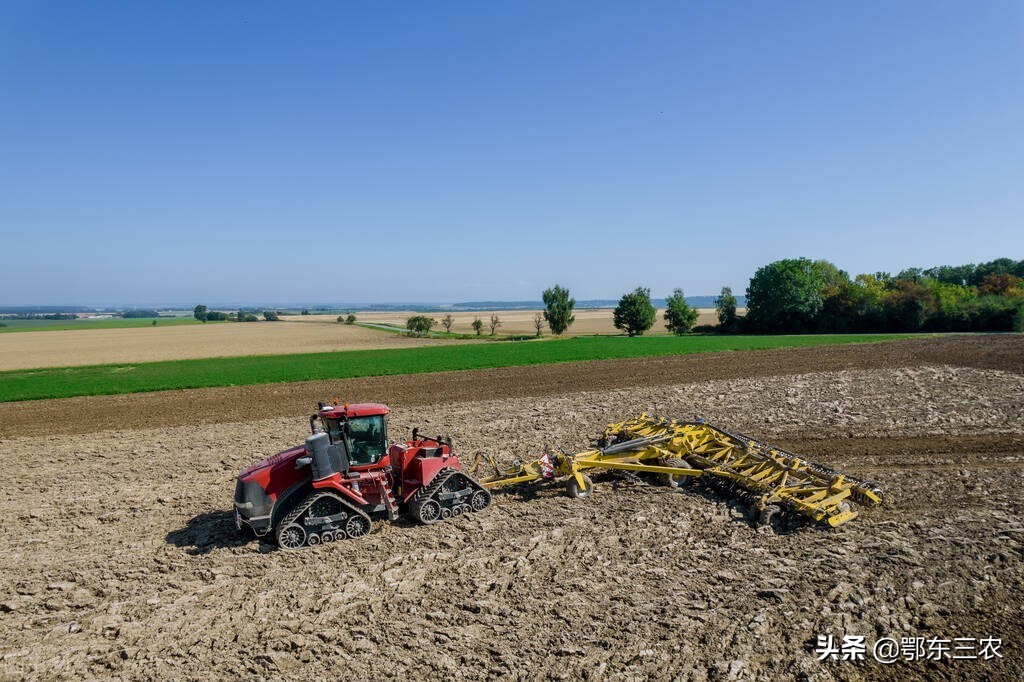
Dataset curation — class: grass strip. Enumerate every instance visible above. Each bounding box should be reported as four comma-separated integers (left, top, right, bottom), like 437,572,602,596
0,317,210,333
0,334,909,402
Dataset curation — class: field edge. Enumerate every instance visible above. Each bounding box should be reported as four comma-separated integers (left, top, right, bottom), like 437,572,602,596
0,334,913,403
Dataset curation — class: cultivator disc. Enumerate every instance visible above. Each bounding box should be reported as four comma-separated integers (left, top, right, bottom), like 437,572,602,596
478,414,882,529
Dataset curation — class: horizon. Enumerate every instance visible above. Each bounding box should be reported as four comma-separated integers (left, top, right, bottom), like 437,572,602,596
0,293,746,311
1,254,1017,308
2,2,1022,304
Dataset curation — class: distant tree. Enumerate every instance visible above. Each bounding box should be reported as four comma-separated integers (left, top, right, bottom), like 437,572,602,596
488,313,502,335
10,312,76,320
852,273,890,331
406,315,436,336
193,305,208,322
922,279,976,332
152,319,157,327
970,258,1024,286
715,286,738,328
471,317,483,336
978,273,1023,297
883,280,932,331
533,312,544,337
263,310,280,321
205,310,229,321
896,267,924,283
441,313,454,333
663,289,699,335
336,315,344,324
745,258,827,332
924,264,975,286
542,285,575,335
813,260,851,289
613,287,656,336
345,314,357,325
122,309,159,318
301,309,310,316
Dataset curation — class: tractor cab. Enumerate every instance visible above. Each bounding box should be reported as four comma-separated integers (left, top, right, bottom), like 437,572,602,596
316,402,389,467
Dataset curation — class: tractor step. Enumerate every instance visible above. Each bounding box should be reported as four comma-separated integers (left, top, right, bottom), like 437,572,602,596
379,478,400,522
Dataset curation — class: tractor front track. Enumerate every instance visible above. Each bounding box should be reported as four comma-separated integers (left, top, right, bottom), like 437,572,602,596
275,491,373,549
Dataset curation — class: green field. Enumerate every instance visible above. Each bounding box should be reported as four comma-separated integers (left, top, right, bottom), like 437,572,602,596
0,334,909,402
0,317,208,333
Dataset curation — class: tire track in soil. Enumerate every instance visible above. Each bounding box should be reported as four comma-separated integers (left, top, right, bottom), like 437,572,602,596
775,434,1024,469
1,334,1022,438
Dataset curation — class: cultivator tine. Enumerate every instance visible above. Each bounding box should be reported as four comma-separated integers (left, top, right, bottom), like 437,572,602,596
601,414,882,527
479,413,882,529
468,450,502,479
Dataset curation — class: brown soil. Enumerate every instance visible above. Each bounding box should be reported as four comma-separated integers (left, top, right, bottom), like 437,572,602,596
1,334,1020,439
1,336,1022,680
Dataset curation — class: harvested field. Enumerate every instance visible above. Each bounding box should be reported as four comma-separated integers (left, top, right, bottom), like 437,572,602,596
0,335,1021,680
309,308,737,336
0,320,462,370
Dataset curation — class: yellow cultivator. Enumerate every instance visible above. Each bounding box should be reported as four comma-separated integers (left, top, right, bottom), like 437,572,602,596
473,414,882,528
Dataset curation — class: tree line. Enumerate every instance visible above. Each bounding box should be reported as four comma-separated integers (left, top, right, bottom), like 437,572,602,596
401,285,702,338
406,312,507,337
193,305,281,322
191,255,1023,338
537,257,1022,336
739,257,1024,333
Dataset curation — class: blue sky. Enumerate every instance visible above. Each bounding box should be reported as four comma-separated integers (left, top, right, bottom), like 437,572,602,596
1,1,1021,306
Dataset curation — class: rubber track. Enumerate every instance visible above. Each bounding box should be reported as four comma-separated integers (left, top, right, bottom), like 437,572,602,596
409,467,458,520
276,491,371,545
410,467,490,522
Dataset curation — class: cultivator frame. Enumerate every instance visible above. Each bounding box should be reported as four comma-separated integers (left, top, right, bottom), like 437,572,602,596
474,414,882,528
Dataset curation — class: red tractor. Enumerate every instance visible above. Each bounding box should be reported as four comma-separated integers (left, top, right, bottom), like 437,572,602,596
233,402,491,549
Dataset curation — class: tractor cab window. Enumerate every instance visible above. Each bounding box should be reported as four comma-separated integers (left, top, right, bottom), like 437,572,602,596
322,415,387,466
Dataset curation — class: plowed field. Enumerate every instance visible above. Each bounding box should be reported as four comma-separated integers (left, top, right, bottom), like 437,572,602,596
1,335,1021,680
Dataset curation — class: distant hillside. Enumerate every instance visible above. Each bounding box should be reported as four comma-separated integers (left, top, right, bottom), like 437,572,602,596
0,305,96,315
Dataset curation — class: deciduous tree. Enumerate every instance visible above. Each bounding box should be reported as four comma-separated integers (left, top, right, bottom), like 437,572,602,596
715,287,738,329
663,289,698,335
613,287,656,336
745,258,826,332
542,285,575,335
406,315,436,336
